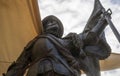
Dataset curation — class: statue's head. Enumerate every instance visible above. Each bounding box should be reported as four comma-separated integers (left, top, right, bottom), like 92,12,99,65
42,15,64,38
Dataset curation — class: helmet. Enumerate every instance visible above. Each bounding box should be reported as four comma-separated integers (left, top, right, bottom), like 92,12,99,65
42,15,64,38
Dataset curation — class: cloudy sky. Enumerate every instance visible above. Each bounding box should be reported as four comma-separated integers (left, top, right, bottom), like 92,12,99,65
38,0,120,76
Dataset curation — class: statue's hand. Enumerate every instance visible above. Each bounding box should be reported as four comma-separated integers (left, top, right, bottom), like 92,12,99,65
5,62,25,76
5,69,16,76
5,68,24,76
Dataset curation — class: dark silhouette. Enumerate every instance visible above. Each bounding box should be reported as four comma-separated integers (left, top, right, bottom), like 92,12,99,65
5,0,112,76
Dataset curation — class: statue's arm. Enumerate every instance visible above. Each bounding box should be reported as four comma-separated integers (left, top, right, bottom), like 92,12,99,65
77,30,111,60
82,15,108,44
83,40,111,60
5,49,32,76
79,33,111,60
78,14,111,59
5,37,37,76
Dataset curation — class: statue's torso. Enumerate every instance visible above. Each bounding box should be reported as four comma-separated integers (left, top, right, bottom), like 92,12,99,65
27,35,75,76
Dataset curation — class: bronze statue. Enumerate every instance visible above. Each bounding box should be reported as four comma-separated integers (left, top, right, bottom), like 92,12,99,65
5,0,115,76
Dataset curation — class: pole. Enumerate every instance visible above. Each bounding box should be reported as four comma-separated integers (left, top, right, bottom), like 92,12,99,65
104,9,120,43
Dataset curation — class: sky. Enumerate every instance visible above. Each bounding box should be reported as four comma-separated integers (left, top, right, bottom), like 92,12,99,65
38,0,120,76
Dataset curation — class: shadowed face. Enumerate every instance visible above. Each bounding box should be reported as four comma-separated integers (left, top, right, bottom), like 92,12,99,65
44,20,60,37
45,20,59,32
42,15,64,38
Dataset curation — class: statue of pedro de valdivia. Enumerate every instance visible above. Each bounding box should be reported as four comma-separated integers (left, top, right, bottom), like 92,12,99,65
4,0,120,76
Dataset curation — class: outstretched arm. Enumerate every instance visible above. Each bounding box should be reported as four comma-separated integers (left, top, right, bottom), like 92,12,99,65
78,14,111,60
82,14,108,45
5,48,32,76
5,36,39,76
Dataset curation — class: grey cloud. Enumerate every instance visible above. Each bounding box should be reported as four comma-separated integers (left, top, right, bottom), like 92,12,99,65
110,0,120,5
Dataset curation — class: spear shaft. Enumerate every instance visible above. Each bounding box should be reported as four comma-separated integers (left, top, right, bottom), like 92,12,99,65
104,9,120,43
